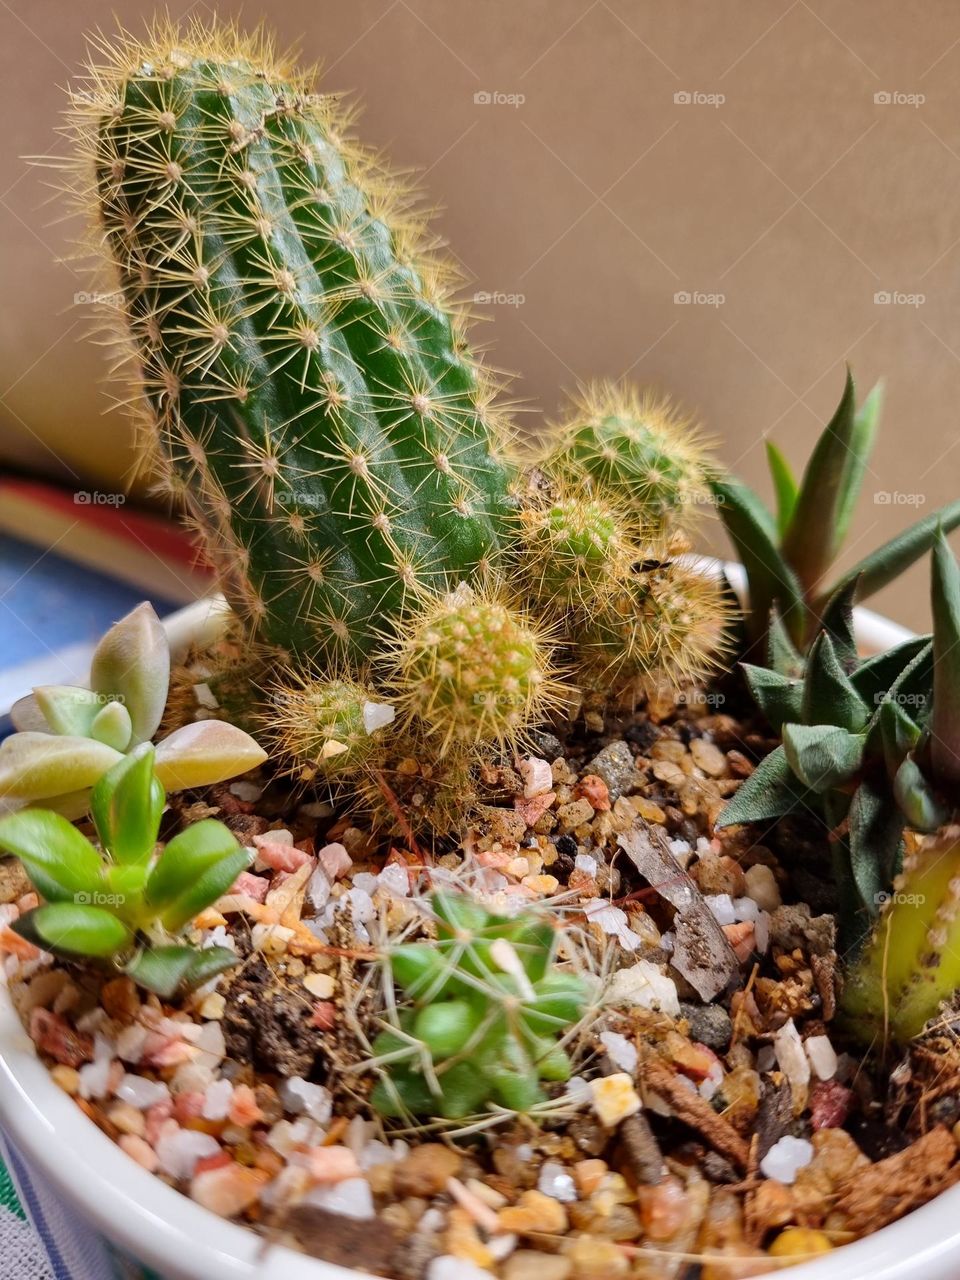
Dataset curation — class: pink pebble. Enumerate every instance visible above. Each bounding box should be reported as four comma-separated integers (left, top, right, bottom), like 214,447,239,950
477,850,512,868
317,842,352,880
810,1080,853,1130
514,792,556,827
190,1162,267,1217
228,1083,264,1127
310,1001,337,1030
307,1145,361,1183
145,1100,174,1146
229,870,269,903
257,841,312,873
173,1091,206,1123
119,1134,158,1172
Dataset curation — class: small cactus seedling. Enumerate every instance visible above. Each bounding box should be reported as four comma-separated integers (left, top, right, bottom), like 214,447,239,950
0,746,246,997
369,891,591,1119
388,584,564,753
513,476,642,620
713,370,960,652
576,551,733,694
540,382,712,533
69,20,518,667
0,603,266,817
269,668,396,782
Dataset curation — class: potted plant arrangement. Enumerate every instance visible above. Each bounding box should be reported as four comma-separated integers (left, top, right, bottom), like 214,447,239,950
4,18,960,1280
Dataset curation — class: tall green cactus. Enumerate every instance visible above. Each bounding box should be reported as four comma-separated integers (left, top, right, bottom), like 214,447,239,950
77,22,515,665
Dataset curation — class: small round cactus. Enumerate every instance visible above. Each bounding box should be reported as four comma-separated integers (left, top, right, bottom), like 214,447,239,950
576,553,732,690
514,478,641,618
269,670,396,781
388,585,562,751
544,382,712,530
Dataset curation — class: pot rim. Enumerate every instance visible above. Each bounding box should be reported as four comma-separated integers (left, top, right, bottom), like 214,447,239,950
1,573,954,1280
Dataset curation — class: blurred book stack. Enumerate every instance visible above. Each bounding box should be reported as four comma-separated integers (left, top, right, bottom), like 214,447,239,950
0,475,212,722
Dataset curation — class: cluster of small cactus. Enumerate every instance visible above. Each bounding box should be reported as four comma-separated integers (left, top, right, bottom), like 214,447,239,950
69,19,731,819
0,745,245,997
368,891,591,1119
714,370,960,654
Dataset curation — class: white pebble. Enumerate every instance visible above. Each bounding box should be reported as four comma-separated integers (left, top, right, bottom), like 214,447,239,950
377,863,410,898
362,701,396,734
805,1034,838,1081
279,1076,333,1126
78,1058,112,1100
303,1176,374,1220
704,893,737,926
773,1019,811,1099
732,897,759,923
574,853,598,876
156,1127,221,1180
194,1021,226,1067
759,1134,814,1185
115,1074,170,1109
229,780,262,802
307,865,332,910
115,1024,149,1064
537,1160,577,1202
518,755,553,798
599,1030,638,1075
202,1078,234,1121
604,959,680,1017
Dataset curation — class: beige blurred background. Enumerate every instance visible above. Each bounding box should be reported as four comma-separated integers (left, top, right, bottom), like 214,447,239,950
2,0,959,627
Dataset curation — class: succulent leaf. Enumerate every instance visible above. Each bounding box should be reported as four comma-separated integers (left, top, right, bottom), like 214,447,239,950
152,720,267,792
0,733,124,804
18,903,132,958
765,441,799,538
32,686,103,738
89,603,169,746
801,632,869,731
124,944,238,998
716,745,815,828
781,723,865,794
90,746,165,865
741,664,803,733
930,529,960,790
145,820,248,931
0,809,103,903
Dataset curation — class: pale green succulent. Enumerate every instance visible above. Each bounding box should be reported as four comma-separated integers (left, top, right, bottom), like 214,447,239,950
0,603,266,818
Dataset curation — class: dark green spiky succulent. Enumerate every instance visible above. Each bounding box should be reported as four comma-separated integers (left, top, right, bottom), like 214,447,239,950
722,532,960,1041
0,745,247,997
713,370,960,653
369,892,591,1120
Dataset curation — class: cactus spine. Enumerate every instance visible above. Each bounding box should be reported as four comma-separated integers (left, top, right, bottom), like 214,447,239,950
75,23,516,667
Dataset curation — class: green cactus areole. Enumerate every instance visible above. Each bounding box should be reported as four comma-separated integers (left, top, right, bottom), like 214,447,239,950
81,26,515,664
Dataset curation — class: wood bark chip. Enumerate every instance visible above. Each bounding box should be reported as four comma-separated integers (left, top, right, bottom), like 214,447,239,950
834,1125,960,1232
640,1053,750,1171
617,824,739,1001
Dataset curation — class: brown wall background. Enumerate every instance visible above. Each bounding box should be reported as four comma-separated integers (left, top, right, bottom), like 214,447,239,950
2,0,959,628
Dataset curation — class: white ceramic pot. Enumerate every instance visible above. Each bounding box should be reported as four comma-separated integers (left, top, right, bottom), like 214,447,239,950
0,588,952,1280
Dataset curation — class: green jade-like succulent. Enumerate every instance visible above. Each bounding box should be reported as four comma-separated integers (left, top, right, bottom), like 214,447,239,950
0,745,249,997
